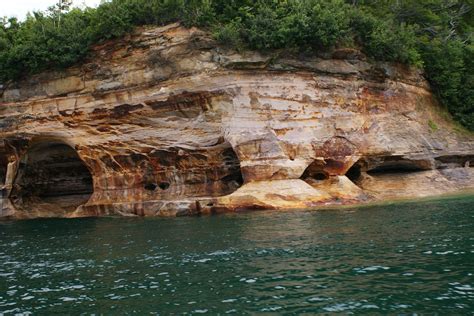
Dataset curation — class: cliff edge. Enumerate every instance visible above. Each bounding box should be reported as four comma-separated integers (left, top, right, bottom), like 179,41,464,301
1,24,473,219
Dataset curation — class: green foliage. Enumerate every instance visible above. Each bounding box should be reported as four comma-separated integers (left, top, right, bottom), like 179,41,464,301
354,0,473,131
211,0,352,51
422,40,474,130
213,18,244,49
0,0,472,130
350,10,422,65
0,9,94,80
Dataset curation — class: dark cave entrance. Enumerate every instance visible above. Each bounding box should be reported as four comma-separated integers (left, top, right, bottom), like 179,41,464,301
345,156,434,184
366,163,425,175
435,155,474,169
144,181,171,192
346,162,362,183
0,151,7,187
11,142,93,214
142,145,243,199
221,147,244,191
301,160,330,184
0,150,7,216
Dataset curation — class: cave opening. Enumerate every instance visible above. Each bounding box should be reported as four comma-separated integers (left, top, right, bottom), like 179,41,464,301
367,163,425,175
346,163,362,183
301,160,329,183
11,142,93,214
345,156,431,182
220,147,244,193
345,156,434,184
221,172,244,188
144,182,170,191
0,150,7,216
143,145,243,199
144,183,158,191
159,182,171,190
435,155,474,169
0,151,7,187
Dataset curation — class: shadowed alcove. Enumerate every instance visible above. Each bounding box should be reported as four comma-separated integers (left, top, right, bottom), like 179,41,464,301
141,145,243,200
345,156,434,185
301,160,329,184
0,150,7,217
346,161,363,184
11,141,93,215
220,147,244,191
0,150,7,187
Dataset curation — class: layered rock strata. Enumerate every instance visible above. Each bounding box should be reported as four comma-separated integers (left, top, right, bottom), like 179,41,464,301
0,23,473,218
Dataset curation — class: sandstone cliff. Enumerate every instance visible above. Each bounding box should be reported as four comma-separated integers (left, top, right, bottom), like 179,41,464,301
0,23,473,219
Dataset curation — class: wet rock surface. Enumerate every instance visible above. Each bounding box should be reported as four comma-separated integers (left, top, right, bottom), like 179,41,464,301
0,23,473,218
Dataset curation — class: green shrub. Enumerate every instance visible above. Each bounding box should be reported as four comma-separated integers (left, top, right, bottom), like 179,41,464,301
214,18,244,48
351,10,422,65
420,39,473,131
215,0,351,51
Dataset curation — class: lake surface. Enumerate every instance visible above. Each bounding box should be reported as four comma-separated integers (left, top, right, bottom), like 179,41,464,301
1,196,474,314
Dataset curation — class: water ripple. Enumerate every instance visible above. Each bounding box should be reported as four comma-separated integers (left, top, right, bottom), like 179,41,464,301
0,196,473,313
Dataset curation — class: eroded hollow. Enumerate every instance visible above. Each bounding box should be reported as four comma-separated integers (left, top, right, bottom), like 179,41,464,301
221,147,244,191
367,163,425,174
11,142,93,215
144,182,170,191
0,151,7,187
142,145,243,199
346,156,433,185
0,150,7,215
435,155,474,169
346,162,362,183
301,160,329,183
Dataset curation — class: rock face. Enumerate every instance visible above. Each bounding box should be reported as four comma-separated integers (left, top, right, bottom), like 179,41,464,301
0,23,473,219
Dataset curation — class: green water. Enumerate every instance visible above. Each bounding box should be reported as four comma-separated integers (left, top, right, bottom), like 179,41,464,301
1,196,474,314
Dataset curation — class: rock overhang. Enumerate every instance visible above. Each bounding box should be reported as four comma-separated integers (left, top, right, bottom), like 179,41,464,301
0,23,473,219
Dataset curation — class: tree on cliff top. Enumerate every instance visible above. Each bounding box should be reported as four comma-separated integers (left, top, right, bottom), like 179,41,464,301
0,0,472,130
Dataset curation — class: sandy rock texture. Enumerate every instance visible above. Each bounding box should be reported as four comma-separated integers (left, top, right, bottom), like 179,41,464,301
0,23,473,219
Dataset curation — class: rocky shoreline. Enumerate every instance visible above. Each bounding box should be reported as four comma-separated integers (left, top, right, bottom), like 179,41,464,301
1,24,473,219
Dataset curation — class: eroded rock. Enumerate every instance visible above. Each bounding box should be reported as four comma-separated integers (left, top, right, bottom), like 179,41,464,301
0,23,473,219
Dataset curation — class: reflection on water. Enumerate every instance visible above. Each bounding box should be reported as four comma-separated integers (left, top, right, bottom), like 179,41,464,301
1,196,474,314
